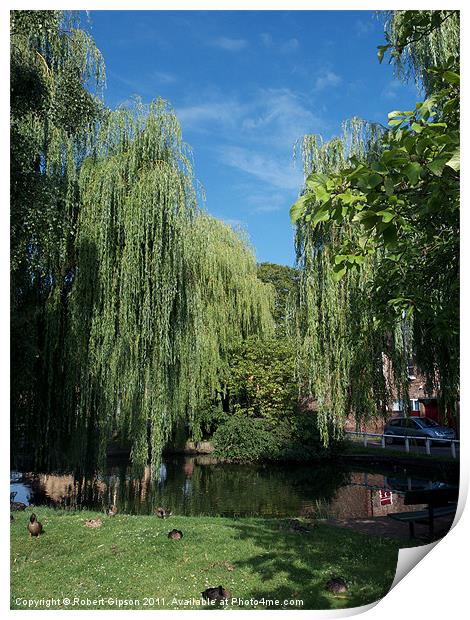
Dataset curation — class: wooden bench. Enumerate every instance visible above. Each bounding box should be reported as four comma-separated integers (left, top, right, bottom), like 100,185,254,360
388,488,458,539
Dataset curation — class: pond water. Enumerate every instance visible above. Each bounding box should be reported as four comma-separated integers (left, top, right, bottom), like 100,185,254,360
10,455,457,520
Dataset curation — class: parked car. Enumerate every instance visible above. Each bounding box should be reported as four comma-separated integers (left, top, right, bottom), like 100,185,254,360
383,417,456,445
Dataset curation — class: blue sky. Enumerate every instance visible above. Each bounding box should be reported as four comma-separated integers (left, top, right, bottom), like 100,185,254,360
87,10,419,266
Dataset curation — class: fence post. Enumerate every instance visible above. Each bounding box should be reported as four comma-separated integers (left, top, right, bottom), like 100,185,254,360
363,433,368,447
425,439,431,456
451,441,456,459
381,435,386,448
405,437,410,453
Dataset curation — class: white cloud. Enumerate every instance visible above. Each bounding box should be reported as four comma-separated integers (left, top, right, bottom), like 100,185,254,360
355,18,375,37
241,88,323,150
280,38,300,54
382,78,402,99
175,87,324,193
314,70,342,91
244,188,288,214
260,33,273,48
220,146,302,191
176,100,247,129
211,37,248,51
176,88,322,151
253,204,283,213
153,71,177,84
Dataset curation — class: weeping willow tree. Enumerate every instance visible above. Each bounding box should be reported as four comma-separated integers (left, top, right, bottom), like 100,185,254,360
292,10,459,441
293,121,411,443
10,11,105,465
36,100,273,472
11,13,273,472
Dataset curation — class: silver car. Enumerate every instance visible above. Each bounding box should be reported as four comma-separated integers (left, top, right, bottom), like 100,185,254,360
384,416,456,445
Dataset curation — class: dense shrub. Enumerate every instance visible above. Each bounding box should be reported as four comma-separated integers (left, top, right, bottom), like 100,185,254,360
213,411,340,462
212,415,278,461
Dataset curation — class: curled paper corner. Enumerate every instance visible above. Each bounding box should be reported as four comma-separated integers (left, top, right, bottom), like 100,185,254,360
390,540,439,590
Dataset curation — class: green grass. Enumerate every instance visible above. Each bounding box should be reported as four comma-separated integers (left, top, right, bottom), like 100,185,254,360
343,443,458,464
11,507,403,611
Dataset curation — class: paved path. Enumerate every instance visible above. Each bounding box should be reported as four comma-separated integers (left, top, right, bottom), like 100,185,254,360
349,439,459,458
325,513,455,543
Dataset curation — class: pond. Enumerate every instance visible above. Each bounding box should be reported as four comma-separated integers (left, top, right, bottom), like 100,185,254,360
10,455,458,520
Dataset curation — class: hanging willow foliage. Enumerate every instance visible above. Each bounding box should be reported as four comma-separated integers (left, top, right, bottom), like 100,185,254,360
382,10,460,94
41,99,273,472
294,120,411,444
10,11,105,467
11,14,272,473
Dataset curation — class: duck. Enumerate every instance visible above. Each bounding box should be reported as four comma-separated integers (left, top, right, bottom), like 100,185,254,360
106,505,118,517
27,513,43,537
201,586,231,602
325,577,348,594
85,518,103,528
155,507,172,519
167,529,183,540
10,500,27,511
283,518,313,533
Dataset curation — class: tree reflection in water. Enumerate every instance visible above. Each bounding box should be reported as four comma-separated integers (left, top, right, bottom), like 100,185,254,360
23,456,351,517
19,456,454,519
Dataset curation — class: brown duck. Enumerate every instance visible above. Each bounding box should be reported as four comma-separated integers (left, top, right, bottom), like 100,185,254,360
155,507,172,519
85,518,103,528
11,493,27,511
168,529,183,540
325,577,348,594
106,505,118,517
201,586,231,602
28,513,43,537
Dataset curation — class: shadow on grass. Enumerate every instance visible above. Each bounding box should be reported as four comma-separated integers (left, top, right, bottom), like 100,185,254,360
226,519,400,610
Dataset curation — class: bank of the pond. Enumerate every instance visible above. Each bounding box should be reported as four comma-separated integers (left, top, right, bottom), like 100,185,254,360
341,444,459,474
11,508,405,611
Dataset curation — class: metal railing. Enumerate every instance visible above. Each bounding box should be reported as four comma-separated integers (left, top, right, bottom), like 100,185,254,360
346,431,460,459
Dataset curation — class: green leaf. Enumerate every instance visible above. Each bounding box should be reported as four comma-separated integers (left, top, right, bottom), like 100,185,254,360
376,210,396,223
313,184,331,204
404,162,422,185
427,157,448,177
377,44,391,63
306,172,329,189
290,195,309,223
357,172,382,190
419,97,436,121
382,224,398,246
383,177,395,196
388,110,405,119
312,206,331,227
446,147,460,172
443,70,460,85
332,265,347,282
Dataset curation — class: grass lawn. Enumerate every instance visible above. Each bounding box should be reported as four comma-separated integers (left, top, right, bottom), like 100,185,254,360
11,507,403,611
343,443,458,465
